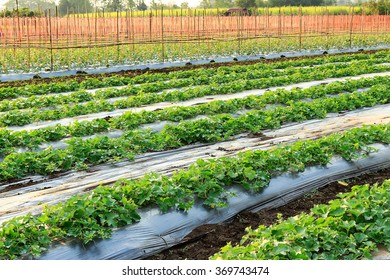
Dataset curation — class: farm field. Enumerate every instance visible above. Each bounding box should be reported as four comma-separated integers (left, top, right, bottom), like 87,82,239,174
0,48,389,260
1,9,390,73
212,178,390,260
150,169,390,260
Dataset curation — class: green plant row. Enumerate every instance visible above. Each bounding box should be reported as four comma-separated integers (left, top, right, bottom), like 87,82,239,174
0,61,349,113
112,75,390,131
0,85,389,181
0,75,388,156
212,180,390,260
0,123,389,259
2,57,389,113
2,61,390,128
1,50,389,100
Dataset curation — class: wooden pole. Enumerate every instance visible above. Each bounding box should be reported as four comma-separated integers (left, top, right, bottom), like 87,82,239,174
161,6,164,62
181,8,184,55
131,9,134,53
299,6,302,51
73,10,77,50
349,7,354,48
116,10,120,62
67,7,70,69
86,3,91,62
95,5,98,45
12,10,16,61
202,9,205,49
361,7,365,44
16,0,21,46
149,10,152,42
26,16,31,70
56,6,59,43
326,7,330,50
278,7,281,38
197,9,200,47
48,9,53,71
267,6,270,53
254,7,257,38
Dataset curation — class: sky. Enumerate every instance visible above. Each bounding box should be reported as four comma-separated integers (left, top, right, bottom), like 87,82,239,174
0,0,203,10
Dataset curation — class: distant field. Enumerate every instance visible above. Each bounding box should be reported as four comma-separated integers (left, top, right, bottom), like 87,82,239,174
1,49,390,260
71,6,363,18
0,5,389,73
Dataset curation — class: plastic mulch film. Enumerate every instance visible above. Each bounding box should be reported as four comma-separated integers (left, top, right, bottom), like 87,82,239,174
6,71,390,133
1,46,388,82
37,144,390,260
1,104,388,225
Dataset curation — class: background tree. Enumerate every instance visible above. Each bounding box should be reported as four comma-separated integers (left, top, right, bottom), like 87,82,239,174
365,0,390,14
268,0,327,5
58,0,93,15
235,0,257,8
213,0,234,8
125,0,136,9
180,1,189,8
4,0,56,10
106,0,124,11
149,0,159,9
136,0,147,10
199,0,212,8
255,0,268,7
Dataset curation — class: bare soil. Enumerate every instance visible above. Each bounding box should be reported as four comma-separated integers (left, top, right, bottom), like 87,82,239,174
147,168,390,260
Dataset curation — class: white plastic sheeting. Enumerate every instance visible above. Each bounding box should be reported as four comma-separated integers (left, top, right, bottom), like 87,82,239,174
0,46,388,82
7,71,390,132
1,104,389,224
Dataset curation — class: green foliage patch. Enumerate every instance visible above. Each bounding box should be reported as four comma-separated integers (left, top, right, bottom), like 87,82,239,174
0,123,389,259
212,179,390,260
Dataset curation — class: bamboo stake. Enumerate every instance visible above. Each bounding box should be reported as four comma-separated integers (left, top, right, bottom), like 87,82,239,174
361,7,365,45
197,10,200,47
56,6,59,43
149,10,152,42
161,7,164,62
66,7,70,69
131,9,134,53
299,6,302,51
26,16,30,70
237,10,240,54
267,6,270,53
95,6,98,45
48,9,53,71
254,7,257,38
1,9,6,72
278,7,281,38
349,7,354,48
290,6,293,34
326,7,330,50
16,0,21,46
12,11,16,62
116,10,120,63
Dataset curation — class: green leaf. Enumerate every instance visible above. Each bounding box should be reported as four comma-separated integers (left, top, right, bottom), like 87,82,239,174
328,207,346,217
273,244,290,256
354,233,368,243
227,170,238,178
243,167,256,181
